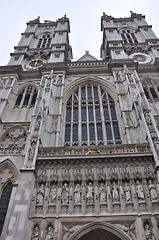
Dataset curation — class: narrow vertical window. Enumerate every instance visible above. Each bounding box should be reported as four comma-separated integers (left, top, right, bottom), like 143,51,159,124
0,182,13,235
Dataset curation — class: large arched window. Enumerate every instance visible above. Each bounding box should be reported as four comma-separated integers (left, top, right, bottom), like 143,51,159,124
15,86,38,107
0,182,13,235
64,84,121,146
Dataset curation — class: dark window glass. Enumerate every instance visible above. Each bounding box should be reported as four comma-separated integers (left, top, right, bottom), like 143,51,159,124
113,122,121,139
65,124,71,141
94,87,98,100
81,107,87,121
15,93,23,106
72,124,78,141
95,106,101,121
81,87,86,100
82,124,87,141
110,106,117,120
23,93,30,106
105,122,113,140
103,106,110,120
31,91,37,105
150,88,158,99
0,182,12,235
144,88,150,99
87,86,92,100
88,107,94,121
66,108,71,122
97,123,103,140
73,107,78,122
89,123,95,140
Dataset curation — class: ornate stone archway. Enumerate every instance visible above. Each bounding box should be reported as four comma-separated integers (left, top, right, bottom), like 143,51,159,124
68,222,132,240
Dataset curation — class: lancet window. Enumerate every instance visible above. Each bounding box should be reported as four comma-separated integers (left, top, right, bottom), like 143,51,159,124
37,34,52,48
0,182,13,235
121,29,138,44
15,86,37,107
64,84,121,146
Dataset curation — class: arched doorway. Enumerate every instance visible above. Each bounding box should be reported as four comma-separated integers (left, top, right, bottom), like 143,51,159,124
69,222,131,240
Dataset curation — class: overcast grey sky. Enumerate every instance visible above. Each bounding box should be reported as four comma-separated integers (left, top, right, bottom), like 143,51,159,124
0,0,159,65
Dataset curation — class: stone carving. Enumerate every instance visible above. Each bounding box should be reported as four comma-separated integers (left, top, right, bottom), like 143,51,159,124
36,184,45,205
38,169,46,182
0,169,13,184
62,169,70,182
74,183,81,204
74,168,82,181
86,168,94,181
0,126,26,148
62,224,83,240
148,180,158,201
112,182,119,202
49,185,57,204
32,225,40,240
145,223,155,240
99,183,107,203
45,226,54,240
124,183,131,202
97,168,106,181
61,183,69,204
136,180,145,201
50,169,58,182
124,44,150,55
86,182,94,203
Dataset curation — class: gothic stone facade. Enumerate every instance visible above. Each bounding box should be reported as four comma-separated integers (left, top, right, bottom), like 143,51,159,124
0,12,159,240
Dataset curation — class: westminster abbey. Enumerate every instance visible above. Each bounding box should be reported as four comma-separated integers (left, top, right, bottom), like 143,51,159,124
0,11,159,240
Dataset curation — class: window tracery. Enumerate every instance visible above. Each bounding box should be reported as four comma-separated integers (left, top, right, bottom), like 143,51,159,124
121,29,138,44
37,34,52,48
15,86,38,108
64,84,121,146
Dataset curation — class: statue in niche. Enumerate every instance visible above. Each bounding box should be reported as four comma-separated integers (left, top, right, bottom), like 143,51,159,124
124,183,131,202
49,185,57,204
148,180,158,201
74,183,81,204
86,182,94,203
136,180,145,201
145,224,155,240
99,183,107,203
45,226,54,240
36,184,45,205
32,225,40,240
61,183,69,204
112,182,119,202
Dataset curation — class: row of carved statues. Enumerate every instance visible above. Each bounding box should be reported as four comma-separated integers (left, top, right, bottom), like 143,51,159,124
35,179,158,207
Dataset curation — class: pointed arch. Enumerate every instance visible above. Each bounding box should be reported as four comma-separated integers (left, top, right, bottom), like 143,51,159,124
0,159,20,186
63,77,122,146
69,221,132,240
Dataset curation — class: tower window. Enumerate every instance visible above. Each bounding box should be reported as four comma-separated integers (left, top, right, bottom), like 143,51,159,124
15,86,37,107
121,30,138,44
64,84,121,146
37,34,52,48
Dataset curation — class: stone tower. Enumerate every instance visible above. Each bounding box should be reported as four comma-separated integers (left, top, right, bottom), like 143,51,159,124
0,12,159,240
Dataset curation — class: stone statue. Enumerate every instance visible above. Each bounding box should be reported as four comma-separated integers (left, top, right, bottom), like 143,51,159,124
136,180,145,201
148,180,158,201
124,183,131,202
86,182,94,203
74,183,81,204
62,183,69,204
112,182,119,202
49,185,57,204
36,184,45,205
45,226,54,240
145,224,155,240
99,183,106,203
32,225,40,240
